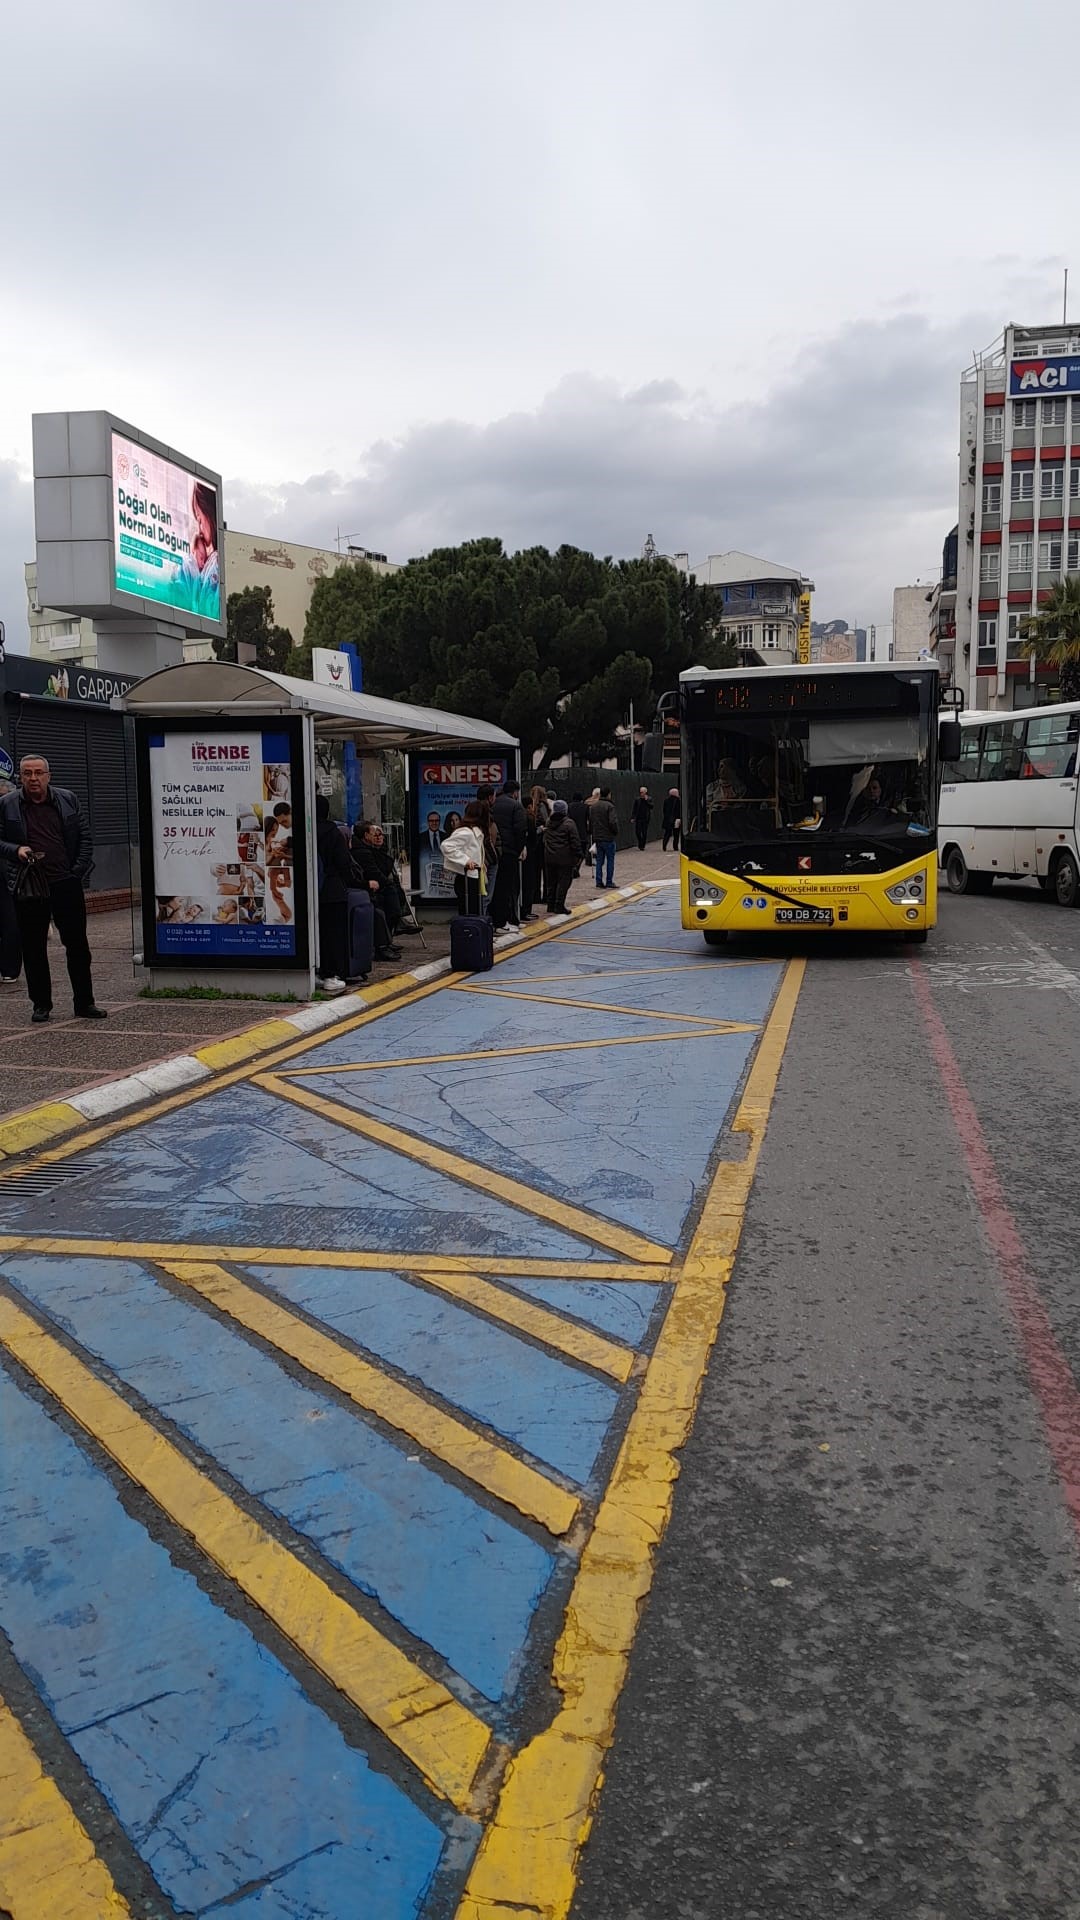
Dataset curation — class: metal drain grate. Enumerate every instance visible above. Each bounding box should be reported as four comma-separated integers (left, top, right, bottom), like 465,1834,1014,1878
0,1165,86,1200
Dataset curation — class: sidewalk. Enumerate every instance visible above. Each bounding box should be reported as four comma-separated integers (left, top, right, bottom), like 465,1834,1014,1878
0,844,680,1120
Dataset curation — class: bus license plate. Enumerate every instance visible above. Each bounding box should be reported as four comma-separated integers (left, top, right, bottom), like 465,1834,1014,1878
775,905,833,925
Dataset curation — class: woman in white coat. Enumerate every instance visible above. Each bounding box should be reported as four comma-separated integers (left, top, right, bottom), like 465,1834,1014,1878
438,800,489,913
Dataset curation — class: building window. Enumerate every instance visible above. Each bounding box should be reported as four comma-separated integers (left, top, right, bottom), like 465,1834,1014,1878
1041,465,1065,501
1006,612,1027,660
982,481,1001,514
761,624,783,648
734,624,753,646
1038,537,1062,573
1070,465,1080,499
1011,470,1034,502
979,549,1001,585
977,617,998,668
1069,536,1080,574
1042,397,1067,427
1013,399,1037,429
1008,538,1032,572
984,411,1004,445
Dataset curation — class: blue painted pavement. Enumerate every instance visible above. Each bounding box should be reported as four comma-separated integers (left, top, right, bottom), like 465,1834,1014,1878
0,888,782,1915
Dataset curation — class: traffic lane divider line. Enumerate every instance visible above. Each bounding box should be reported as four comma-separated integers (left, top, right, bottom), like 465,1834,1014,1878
453,957,806,1919
282,1027,749,1077
499,962,760,982
158,1260,581,1537
0,1698,132,1920
0,1293,493,1816
0,886,653,1172
452,983,759,1029
253,1073,674,1267
400,1269,634,1385
0,1236,672,1282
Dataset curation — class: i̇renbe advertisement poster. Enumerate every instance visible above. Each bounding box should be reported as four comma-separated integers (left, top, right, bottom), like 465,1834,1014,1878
150,730,297,957
113,432,222,624
414,757,509,900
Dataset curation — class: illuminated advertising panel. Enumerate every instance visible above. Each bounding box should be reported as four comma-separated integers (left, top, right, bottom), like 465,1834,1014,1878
136,718,311,970
112,432,222,623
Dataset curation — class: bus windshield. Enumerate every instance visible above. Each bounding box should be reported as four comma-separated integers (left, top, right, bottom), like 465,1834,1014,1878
682,672,936,872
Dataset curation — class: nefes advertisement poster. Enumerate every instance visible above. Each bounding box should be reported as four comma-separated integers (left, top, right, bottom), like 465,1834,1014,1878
150,730,297,957
414,757,509,899
112,432,222,624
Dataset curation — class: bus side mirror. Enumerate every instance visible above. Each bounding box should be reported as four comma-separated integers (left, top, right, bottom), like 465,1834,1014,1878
938,719,962,761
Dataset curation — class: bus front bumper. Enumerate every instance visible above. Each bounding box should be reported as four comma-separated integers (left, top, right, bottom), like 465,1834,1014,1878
681,854,937,934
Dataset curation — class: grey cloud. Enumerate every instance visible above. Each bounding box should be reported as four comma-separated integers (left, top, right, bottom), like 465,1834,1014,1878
228,314,974,627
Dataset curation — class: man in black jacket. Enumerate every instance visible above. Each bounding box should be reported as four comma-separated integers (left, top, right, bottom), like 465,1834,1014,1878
0,755,105,1023
490,780,528,930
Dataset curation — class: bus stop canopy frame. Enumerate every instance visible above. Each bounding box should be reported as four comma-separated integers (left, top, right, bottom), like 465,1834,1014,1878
119,661,519,755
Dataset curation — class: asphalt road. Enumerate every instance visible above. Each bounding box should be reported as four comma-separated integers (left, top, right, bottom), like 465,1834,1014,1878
571,883,1080,1920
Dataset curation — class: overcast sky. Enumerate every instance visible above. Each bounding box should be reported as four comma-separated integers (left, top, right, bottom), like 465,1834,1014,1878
0,0,1072,646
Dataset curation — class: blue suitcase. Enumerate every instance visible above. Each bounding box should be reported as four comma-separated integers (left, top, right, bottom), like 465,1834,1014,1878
450,913,494,972
345,888,374,981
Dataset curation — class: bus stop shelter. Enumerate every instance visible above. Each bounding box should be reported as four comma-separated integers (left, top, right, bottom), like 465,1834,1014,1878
119,661,518,997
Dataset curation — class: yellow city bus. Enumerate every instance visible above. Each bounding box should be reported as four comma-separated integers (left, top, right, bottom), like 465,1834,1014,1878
679,661,960,944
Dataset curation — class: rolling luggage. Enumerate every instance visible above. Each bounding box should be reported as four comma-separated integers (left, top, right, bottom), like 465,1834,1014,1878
345,887,374,981
450,874,494,973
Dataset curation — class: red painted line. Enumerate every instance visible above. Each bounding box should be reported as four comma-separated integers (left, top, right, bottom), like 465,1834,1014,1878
909,957,1080,1543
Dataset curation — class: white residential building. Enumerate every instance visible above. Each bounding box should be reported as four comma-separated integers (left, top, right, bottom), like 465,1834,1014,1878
891,583,933,663
955,322,1080,710
692,550,814,663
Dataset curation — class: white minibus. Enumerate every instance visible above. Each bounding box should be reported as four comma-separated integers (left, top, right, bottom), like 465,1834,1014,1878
938,702,1080,905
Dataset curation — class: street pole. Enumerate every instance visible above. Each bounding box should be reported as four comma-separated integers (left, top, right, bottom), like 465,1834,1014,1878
628,701,635,771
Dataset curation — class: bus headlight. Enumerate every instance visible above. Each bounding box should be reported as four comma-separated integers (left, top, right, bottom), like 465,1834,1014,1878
690,876,726,904
886,876,925,905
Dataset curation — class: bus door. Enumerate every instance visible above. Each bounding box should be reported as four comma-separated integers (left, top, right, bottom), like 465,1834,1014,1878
1019,712,1080,877
978,722,1026,877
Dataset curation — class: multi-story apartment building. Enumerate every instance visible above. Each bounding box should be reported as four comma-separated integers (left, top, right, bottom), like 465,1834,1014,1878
928,526,958,688
956,323,1080,710
692,550,814,663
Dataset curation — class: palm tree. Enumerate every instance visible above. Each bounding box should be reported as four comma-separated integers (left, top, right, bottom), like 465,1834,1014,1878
1021,575,1080,700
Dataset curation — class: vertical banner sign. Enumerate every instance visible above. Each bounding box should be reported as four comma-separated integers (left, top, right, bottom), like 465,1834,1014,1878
798,591,812,666
145,726,306,963
412,756,510,901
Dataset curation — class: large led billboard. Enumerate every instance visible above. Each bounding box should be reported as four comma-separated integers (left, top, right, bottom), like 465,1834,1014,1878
112,432,221,623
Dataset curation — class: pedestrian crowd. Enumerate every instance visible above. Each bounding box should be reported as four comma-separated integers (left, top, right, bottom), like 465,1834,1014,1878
0,746,684,1015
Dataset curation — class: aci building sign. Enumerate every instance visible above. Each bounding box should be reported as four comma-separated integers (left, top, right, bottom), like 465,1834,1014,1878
1009,356,1080,395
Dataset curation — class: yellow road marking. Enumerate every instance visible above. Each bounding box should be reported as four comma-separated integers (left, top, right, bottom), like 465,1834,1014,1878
453,984,757,1030
561,937,776,957
0,889,647,1177
0,1296,492,1815
495,963,743,982
0,1236,669,1282
283,1027,744,1076
401,1268,633,1383
159,1261,580,1534
0,1698,131,1918
454,957,806,1918
255,1073,673,1266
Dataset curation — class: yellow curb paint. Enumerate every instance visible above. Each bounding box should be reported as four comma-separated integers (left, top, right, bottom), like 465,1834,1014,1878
192,1020,301,1070
255,1073,673,1266
453,957,806,1919
453,984,757,1030
0,1104,82,1158
283,1027,745,1076
404,1269,634,1384
0,1236,671,1282
0,1297,491,1815
159,1261,580,1536
0,1699,131,1919
0,889,643,1176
